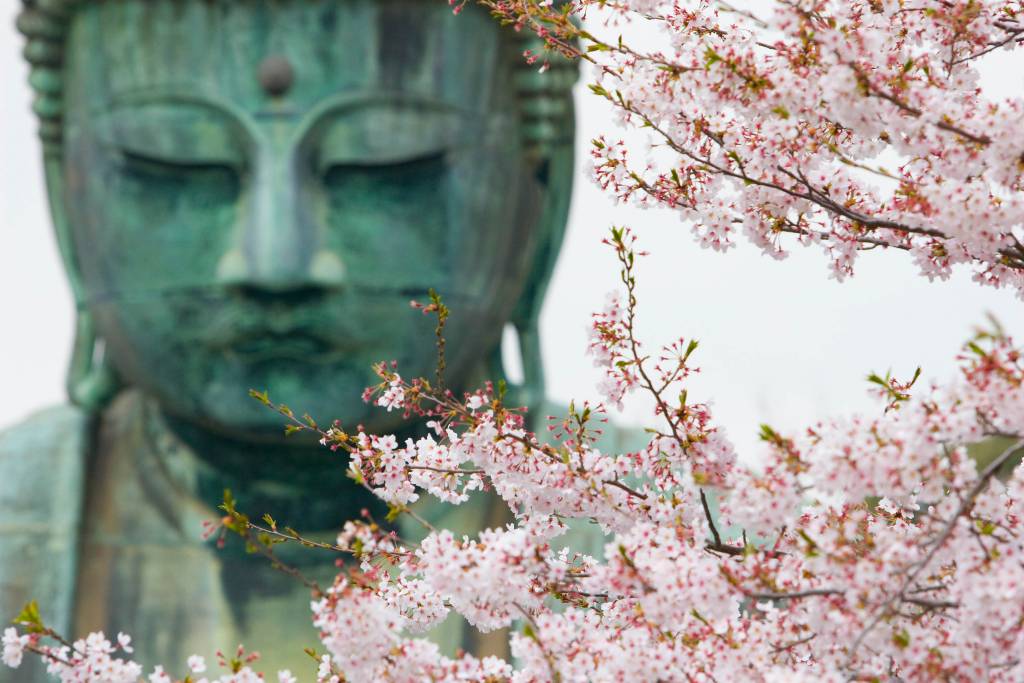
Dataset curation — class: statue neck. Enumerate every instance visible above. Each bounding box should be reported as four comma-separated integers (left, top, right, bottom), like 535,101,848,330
110,345,539,533
139,396,386,532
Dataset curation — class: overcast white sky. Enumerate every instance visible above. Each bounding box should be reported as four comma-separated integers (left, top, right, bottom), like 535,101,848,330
3,6,1023,460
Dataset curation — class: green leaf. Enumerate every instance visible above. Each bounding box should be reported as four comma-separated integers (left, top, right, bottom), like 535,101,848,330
13,600,43,632
866,372,889,389
348,467,365,486
758,424,782,444
385,504,405,522
976,518,996,535
220,489,237,515
248,388,270,405
892,628,910,649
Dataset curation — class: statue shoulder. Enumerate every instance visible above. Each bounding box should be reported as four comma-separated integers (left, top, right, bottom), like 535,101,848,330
0,405,90,682
0,404,91,521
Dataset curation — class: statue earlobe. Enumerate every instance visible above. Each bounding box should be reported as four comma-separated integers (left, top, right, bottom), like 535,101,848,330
67,310,119,411
43,156,120,411
514,317,546,419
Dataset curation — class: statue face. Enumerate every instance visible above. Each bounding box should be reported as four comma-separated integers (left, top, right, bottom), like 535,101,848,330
59,0,542,437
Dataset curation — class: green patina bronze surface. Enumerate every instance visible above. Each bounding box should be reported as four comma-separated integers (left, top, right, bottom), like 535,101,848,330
2,0,581,679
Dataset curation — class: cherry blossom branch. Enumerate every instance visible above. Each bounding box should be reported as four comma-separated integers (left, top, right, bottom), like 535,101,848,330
846,437,1024,668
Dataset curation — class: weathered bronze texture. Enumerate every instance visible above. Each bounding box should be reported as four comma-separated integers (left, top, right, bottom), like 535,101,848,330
2,0,578,679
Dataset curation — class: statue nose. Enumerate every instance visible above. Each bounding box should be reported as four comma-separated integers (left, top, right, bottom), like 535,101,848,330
216,151,346,295
216,248,346,299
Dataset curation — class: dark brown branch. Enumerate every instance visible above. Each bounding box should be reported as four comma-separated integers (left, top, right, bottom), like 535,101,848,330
748,588,844,600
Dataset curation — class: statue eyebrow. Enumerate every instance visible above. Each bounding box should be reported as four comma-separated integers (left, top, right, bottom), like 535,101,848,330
101,89,467,133
94,88,491,154
104,88,249,125
291,92,471,146
97,88,259,146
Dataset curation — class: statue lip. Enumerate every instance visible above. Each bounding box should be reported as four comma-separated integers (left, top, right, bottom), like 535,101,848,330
217,330,353,363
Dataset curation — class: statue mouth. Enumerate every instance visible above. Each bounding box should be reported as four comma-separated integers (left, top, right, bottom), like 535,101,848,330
220,331,351,363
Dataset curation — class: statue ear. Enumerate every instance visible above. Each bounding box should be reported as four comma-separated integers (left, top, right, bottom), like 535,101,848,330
20,5,118,409
43,155,120,411
505,34,579,413
509,104,577,416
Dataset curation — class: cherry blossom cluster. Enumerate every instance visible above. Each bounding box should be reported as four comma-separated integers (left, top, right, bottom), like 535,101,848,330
345,234,1023,680
482,0,1024,293
273,230,1024,681
0,626,293,683
8,227,1024,681
304,252,1019,681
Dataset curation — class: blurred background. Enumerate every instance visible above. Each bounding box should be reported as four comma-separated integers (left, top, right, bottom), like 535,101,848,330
3,5,1023,461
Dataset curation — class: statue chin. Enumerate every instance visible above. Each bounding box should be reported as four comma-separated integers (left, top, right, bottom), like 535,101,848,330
154,372,412,447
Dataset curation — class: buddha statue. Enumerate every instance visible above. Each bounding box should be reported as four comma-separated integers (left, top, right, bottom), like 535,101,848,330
1,0,581,679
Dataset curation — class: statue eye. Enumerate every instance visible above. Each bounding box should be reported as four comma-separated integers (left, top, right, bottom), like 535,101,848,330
319,149,447,177
308,103,460,176
321,151,448,197
118,148,242,177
